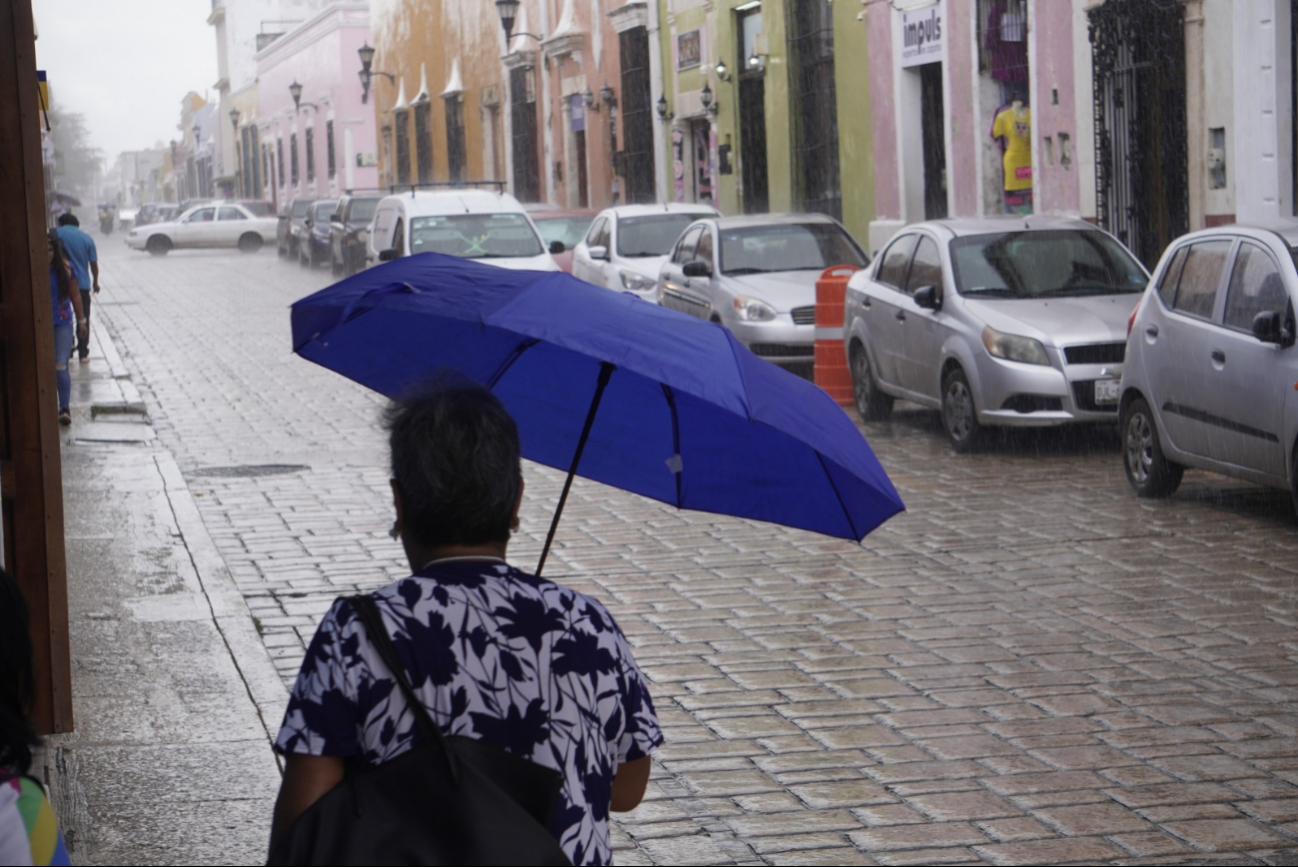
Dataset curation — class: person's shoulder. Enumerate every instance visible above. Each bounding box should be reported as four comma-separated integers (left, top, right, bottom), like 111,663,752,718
516,570,626,636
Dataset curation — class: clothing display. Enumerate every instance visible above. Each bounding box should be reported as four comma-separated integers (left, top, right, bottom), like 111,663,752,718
275,559,662,867
991,103,1033,193
985,0,1028,84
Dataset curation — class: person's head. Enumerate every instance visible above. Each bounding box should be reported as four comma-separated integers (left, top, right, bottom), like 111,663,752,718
384,376,522,553
57,213,79,228
0,568,39,773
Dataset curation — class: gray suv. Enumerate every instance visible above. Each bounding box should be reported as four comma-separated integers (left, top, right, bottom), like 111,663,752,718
1120,225,1298,508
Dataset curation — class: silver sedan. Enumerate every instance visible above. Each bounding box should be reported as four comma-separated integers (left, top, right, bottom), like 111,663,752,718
844,217,1149,451
656,214,869,366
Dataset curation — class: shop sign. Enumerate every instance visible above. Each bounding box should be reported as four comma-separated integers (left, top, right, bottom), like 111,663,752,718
900,2,943,68
677,29,702,70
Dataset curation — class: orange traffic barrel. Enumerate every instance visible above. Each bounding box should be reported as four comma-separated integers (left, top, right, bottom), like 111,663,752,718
814,264,861,406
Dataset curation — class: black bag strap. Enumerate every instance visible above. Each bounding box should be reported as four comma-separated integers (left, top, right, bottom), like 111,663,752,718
345,594,460,782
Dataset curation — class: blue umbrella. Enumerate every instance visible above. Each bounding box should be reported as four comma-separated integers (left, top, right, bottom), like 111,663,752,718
292,253,904,573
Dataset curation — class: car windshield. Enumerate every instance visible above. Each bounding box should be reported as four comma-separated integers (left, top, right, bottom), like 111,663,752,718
535,216,595,248
617,213,712,257
349,198,380,222
409,213,544,258
720,222,868,275
950,230,1148,298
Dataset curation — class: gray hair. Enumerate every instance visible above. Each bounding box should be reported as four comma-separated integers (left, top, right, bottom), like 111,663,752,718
383,375,521,550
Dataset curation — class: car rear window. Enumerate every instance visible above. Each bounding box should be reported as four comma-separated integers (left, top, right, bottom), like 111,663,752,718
349,198,380,222
409,213,543,258
618,213,713,257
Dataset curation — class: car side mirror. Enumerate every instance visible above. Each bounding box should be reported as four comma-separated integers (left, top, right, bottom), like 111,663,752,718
378,248,399,262
1252,309,1291,345
549,240,566,255
914,284,941,310
588,245,609,261
682,260,712,278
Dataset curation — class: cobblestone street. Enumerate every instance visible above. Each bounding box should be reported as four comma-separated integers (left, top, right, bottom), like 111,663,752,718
91,240,1298,865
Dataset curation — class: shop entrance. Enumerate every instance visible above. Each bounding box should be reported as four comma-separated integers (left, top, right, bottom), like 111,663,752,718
920,62,948,219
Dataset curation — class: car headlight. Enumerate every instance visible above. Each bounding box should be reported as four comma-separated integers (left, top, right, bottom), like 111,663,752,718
357,230,369,243
733,295,777,322
618,270,655,292
982,326,1050,365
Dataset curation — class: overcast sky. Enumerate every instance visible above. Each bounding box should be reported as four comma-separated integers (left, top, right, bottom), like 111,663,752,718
34,0,218,160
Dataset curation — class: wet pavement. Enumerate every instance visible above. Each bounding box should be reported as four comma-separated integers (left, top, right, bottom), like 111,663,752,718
53,237,1298,864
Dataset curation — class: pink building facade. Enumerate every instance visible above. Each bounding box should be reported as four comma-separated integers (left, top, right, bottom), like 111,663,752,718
864,0,1081,254
256,3,379,212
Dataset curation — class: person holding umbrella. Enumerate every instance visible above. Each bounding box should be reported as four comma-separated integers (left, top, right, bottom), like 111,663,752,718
269,378,661,865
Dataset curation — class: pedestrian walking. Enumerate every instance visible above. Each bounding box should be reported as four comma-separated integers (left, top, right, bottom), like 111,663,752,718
0,567,72,866
55,214,98,362
49,230,87,426
269,378,661,866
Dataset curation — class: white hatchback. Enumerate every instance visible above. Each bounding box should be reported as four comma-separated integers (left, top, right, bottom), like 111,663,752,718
125,203,277,255
571,203,719,299
365,188,560,272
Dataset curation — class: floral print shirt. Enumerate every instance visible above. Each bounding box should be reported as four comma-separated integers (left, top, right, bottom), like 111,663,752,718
275,559,662,866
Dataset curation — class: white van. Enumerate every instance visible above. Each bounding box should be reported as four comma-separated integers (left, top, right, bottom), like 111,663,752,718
365,188,561,271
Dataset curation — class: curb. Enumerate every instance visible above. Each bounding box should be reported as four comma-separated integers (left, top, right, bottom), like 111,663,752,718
90,305,144,410
155,451,290,745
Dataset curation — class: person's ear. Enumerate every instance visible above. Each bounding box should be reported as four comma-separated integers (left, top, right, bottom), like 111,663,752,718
510,476,524,531
390,478,405,538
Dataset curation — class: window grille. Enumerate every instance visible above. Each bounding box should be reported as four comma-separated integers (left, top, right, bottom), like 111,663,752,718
395,110,411,185
305,127,315,183
787,0,841,220
326,120,336,180
446,98,466,183
414,101,433,183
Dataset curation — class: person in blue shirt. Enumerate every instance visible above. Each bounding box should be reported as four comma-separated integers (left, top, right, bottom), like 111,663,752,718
55,214,99,362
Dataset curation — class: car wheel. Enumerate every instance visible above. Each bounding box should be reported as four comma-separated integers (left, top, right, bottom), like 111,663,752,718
146,235,172,257
849,342,893,422
1122,396,1183,497
238,233,263,254
941,367,981,453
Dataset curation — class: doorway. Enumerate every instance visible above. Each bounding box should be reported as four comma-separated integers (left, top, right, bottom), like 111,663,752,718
737,6,768,214
920,62,947,219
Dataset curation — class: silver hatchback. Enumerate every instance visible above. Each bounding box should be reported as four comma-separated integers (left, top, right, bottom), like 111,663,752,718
844,217,1149,451
1120,224,1298,508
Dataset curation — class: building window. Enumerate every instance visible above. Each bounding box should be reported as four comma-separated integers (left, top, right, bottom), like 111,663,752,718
326,120,336,180
510,67,540,201
446,98,466,183
290,132,299,186
395,110,411,185
305,126,316,183
788,0,841,220
414,100,433,183
619,26,656,204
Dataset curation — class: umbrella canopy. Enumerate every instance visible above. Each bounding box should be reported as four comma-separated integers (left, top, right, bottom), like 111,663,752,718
292,253,904,568
51,190,82,206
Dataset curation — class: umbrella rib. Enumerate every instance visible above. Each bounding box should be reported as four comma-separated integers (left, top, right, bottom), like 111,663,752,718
536,361,616,577
661,384,683,508
486,337,541,388
815,451,860,542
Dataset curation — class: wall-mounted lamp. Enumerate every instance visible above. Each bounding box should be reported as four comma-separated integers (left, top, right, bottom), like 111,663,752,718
656,94,673,122
747,50,766,72
357,42,396,105
192,124,201,145
600,83,617,111
701,82,718,117
715,59,731,83
288,81,319,113
583,87,599,113
229,108,240,129
496,0,543,43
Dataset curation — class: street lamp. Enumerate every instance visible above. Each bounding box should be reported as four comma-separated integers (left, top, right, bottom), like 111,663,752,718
289,81,319,113
656,94,673,122
357,42,395,105
495,0,542,43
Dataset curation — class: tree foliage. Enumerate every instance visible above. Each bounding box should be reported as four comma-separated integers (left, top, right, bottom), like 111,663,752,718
46,106,102,196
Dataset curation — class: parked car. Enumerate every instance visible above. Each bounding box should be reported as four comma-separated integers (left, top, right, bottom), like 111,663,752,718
657,213,868,366
844,216,1149,451
279,198,315,258
573,203,719,298
133,203,161,227
117,207,138,230
1120,224,1298,508
328,194,383,276
125,202,278,255
300,198,340,268
366,188,562,272
530,209,597,273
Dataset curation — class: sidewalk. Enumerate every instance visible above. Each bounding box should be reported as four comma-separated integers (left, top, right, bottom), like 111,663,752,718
34,309,288,865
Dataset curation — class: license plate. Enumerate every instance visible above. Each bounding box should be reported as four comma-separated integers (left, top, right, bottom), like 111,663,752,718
1094,379,1120,405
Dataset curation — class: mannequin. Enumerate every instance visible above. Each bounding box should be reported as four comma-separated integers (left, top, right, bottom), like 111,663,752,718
991,98,1032,214
985,0,1028,105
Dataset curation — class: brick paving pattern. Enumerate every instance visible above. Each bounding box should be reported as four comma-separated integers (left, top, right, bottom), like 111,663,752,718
95,243,1298,864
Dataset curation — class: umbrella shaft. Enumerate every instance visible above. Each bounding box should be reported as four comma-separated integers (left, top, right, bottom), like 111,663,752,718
535,362,615,577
